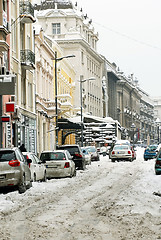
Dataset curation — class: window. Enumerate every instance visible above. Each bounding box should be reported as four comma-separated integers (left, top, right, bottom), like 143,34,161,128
52,23,61,34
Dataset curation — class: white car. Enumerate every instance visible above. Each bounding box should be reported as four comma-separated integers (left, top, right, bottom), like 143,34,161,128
110,144,133,162
81,147,92,165
22,152,47,182
0,148,32,193
40,150,76,179
100,146,108,156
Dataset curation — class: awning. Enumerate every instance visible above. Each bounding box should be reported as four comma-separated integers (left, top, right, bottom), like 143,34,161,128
58,118,81,130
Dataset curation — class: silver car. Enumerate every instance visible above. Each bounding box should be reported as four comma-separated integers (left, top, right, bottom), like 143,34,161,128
110,144,133,162
40,150,76,179
22,152,47,182
0,147,32,193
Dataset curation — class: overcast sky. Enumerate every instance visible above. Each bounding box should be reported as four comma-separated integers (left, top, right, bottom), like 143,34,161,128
72,0,161,97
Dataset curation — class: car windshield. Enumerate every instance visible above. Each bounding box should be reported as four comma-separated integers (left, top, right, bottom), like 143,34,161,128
0,151,16,162
148,145,157,151
40,152,66,161
86,147,96,152
114,145,129,150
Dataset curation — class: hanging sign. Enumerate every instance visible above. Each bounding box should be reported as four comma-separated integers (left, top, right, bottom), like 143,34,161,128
6,102,15,113
1,116,10,122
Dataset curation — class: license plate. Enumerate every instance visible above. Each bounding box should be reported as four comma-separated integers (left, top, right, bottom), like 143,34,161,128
117,151,125,154
46,165,60,168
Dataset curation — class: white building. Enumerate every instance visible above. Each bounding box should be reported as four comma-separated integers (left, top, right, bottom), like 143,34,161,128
34,0,104,117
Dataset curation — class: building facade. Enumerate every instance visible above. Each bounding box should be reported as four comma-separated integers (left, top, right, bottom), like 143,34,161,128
34,0,104,118
10,0,36,151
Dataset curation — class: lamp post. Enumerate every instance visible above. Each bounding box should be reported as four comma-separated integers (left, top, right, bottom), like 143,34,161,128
53,51,75,148
79,76,96,147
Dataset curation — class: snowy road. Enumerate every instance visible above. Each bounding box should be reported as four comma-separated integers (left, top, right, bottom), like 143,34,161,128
0,147,161,240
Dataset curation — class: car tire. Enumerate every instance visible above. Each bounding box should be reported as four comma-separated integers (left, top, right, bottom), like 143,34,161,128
42,171,47,182
18,175,27,194
33,173,36,182
26,181,32,189
73,169,76,177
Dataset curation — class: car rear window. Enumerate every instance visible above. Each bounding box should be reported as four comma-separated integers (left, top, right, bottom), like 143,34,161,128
40,152,66,161
0,151,16,162
58,147,79,155
114,145,129,150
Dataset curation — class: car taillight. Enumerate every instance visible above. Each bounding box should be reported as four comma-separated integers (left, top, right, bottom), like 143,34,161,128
64,162,70,168
8,160,20,167
75,153,82,158
128,151,131,154
112,151,115,155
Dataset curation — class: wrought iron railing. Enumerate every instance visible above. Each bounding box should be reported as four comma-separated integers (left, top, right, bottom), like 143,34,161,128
19,1,34,17
20,49,35,65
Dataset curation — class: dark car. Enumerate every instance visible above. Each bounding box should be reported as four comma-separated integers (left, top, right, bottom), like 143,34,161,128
144,144,158,161
155,148,161,175
56,145,86,170
0,147,32,193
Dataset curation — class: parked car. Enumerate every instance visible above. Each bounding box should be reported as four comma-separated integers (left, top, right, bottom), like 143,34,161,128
144,144,158,161
85,146,100,161
22,152,47,182
56,145,86,170
0,147,32,193
99,146,111,156
110,144,133,162
40,150,76,178
155,148,161,175
81,147,91,165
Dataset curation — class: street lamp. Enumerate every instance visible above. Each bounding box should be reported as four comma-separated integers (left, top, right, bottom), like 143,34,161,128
79,76,96,147
53,51,75,147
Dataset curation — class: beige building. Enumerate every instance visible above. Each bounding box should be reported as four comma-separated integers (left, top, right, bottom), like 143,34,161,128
10,0,36,151
34,0,104,118
35,25,76,152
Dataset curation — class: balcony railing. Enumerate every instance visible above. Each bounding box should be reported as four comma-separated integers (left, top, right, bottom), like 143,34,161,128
20,49,35,70
19,1,36,23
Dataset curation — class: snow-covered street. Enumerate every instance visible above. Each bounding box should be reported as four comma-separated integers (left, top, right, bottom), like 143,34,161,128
0,147,161,240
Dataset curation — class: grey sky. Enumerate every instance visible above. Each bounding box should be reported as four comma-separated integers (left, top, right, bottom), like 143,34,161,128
72,0,161,97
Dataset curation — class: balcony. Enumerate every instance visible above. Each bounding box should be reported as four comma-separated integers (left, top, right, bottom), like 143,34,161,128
0,10,10,52
20,49,35,70
19,1,36,23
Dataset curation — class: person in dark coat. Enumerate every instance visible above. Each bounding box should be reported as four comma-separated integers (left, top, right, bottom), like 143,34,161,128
19,144,27,152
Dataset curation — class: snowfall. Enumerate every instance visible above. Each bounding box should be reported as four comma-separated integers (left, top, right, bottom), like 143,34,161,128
0,147,161,240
